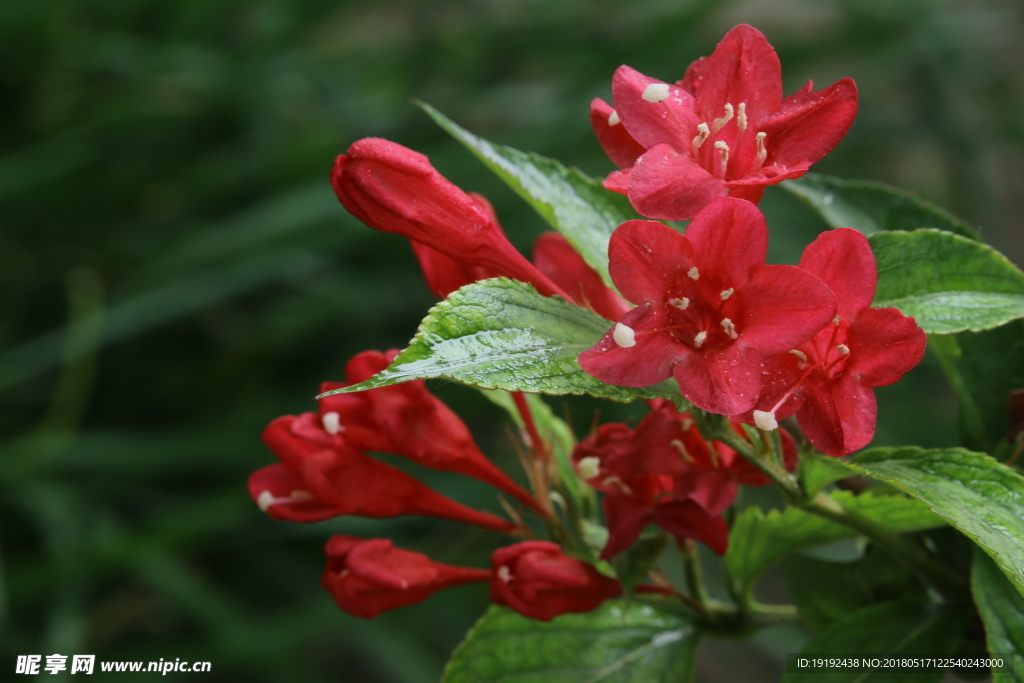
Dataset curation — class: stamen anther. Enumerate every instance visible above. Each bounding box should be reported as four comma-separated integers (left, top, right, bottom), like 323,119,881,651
694,331,707,348
712,103,734,133
577,456,601,480
833,315,842,325
837,344,850,355
789,349,808,368
753,410,778,431
714,140,730,177
671,439,694,462
691,122,710,155
607,110,620,126
498,566,513,583
613,322,636,348
755,132,768,166
687,266,700,280
721,318,738,340
720,288,734,300
322,411,342,435
642,83,670,103
737,102,748,132
669,297,690,310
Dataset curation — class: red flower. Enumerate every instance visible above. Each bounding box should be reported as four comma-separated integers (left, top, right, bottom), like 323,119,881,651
248,413,516,532
317,350,544,515
322,536,490,618
740,228,927,456
579,197,836,416
332,138,567,298
592,24,857,220
533,232,631,321
490,541,622,621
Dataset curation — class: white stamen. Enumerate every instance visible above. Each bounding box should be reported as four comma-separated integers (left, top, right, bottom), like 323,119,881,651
498,566,512,583
613,322,636,348
833,315,842,325
712,103,734,133
642,83,670,103
577,456,601,480
753,410,779,431
837,344,850,355
671,439,694,462
687,266,700,280
755,132,767,166
694,331,707,348
257,490,313,512
668,297,690,310
691,122,710,155
737,102,748,132
721,318,738,340
789,349,808,368
714,140,730,177
719,288,734,300
607,110,620,126
322,411,342,435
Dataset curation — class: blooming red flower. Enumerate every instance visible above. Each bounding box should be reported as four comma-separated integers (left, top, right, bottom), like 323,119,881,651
332,138,567,298
579,197,836,416
249,413,516,532
490,541,623,621
591,24,858,220
738,228,926,456
322,536,490,619
317,350,544,515
533,232,631,321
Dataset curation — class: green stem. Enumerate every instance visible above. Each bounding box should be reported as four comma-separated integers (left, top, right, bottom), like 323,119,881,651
679,539,712,616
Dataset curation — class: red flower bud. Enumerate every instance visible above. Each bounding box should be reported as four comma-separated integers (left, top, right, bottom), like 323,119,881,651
322,536,490,618
532,232,631,321
490,541,622,621
249,414,515,532
332,138,566,298
318,350,545,516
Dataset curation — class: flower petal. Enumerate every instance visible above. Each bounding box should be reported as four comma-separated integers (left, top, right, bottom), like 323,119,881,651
798,228,877,320
738,264,837,355
533,232,631,321
611,66,700,152
590,97,647,169
628,144,726,221
684,197,768,287
846,307,927,388
763,77,858,169
579,304,685,388
679,24,782,126
672,342,763,415
608,218,695,305
653,499,729,555
602,168,631,194
600,491,656,559
797,374,877,457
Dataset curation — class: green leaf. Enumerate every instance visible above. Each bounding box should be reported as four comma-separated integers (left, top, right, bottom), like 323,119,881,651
320,278,683,406
868,229,1024,334
725,491,944,598
800,452,864,497
419,101,642,288
929,322,1024,454
780,173,980,240
782,550,923,632
972,547,1024,683
782,600,968,683
853,446,1024,597
442,601,699,683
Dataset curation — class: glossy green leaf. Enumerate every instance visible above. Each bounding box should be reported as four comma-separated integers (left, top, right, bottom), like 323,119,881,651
782,600,968,683
419,101,641,288
929,322,1024,454
725,491,944,598
972,548,1024,683
854,446,1024,597
320,278,682,406
868,229,1024,333
442,601,699,683
800,452,864,497
781,173,980,240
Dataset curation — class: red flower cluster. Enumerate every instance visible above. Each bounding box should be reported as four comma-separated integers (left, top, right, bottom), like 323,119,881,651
573,400,797,558
591,24,857,220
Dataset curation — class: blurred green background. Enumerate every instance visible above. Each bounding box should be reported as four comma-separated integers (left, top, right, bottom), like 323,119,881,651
2,0,1022,680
